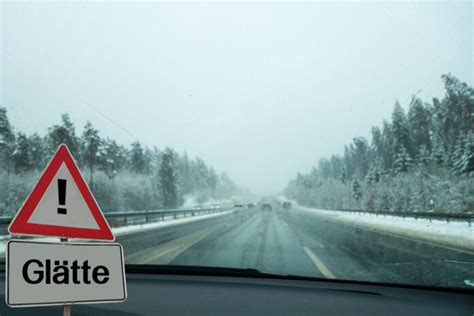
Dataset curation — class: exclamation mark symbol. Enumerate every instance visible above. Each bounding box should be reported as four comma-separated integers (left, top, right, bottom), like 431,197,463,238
57,179,67,215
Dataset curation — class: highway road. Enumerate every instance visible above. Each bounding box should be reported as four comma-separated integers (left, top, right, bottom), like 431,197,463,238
118,204,474,288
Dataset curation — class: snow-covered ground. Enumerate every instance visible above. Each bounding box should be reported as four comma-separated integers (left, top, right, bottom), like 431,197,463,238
112,210,232,236
0,210,233,255
181,195,238,208
296,205,474,251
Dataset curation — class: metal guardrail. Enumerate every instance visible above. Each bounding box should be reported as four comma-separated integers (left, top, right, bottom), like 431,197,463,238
307,207,474,225
1,205,471,227
0,206,234,231
105,207,233,227
0,217,12,225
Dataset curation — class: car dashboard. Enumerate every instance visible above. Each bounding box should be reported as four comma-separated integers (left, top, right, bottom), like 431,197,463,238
0,268,472,315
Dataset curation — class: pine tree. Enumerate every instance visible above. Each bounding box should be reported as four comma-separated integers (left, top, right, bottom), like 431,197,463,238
408,96,432,155
0,107,16,176
370,126,385,170
193,157,209,190
12,133,32,173
391,101,413,158
417,145,431,167
340,168,347,184
177,152,193,195
81,122,102,188
142,147,154,174
394,146,413,173
101,139,126,178
47,114,79,157
442,74,474,140
159,147,178,209
352,179,362,201
318,158,332,179
343,145,355,180
129,141,145,173
430,134,446,166
330,155,344,180
381,120,395,170
28,133,47,170
452,132,474,174
207,167,218,195
352,137,370,179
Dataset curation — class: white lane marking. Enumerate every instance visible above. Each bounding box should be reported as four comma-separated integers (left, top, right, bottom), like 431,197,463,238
303,246,336,279
313,239,325,249
128,216,246,264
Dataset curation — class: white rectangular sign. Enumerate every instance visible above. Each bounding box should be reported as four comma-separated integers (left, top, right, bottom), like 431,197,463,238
6,240,127,307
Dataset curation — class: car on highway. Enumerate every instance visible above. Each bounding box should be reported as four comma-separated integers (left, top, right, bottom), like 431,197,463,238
261,203,272,211
282,202,292,210
247,203,255,209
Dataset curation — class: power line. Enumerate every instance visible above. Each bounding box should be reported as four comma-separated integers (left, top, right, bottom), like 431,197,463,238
2,48,140,143
77,99,139,143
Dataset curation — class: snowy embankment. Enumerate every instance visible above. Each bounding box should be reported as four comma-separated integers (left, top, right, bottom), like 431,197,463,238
0,210,233,255
294,205,474,252
112,210,232,236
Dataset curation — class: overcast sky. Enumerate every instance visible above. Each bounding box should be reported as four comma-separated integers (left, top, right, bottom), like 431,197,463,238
1,1,472,195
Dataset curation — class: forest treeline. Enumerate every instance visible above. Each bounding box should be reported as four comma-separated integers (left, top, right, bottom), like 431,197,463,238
0,111,241,215
286,74,473,214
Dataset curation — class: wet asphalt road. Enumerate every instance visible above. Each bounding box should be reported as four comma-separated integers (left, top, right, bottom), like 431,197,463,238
119,205,474,289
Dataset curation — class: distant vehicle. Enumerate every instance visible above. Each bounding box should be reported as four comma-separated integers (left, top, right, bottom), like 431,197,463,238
282,202,292,210
234,204,244,209
261,203,272,211
247,203,255,209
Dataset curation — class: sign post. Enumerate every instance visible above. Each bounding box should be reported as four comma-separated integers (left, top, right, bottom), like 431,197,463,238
61,237,70,316
6,144,127,311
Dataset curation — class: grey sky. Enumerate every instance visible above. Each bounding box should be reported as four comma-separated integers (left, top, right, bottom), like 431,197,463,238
1,1,472,195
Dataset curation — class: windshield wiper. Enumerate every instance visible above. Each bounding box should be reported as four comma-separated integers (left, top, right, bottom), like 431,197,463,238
125,264,265,278
125,264,335,283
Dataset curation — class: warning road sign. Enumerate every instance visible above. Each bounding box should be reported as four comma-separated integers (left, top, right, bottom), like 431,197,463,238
8,144,115,241
6,240,127,307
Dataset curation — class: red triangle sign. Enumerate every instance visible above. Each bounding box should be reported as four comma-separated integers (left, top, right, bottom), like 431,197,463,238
9,144,115,241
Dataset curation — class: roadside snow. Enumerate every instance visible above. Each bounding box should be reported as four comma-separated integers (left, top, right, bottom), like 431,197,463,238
112,211,232,237
295,206,474,251
0,211,232,255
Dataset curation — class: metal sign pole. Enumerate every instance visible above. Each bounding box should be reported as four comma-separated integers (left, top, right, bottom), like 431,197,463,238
63,305,71,316
60,238,72,316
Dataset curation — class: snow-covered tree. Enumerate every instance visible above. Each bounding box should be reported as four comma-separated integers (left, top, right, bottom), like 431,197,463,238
285,74,473,214
101,139,127,179
159,147,178,209
408,96,432,155
352,179,362,202
394,146,413,173
81,122,102,188
391,101,413,157
129,141,145,173
452,132,474,174
28,133,47,171
0,107,16,176
12,133,32,173
47,113,79,157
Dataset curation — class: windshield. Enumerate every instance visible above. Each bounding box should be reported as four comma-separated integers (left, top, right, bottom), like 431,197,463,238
1,1,473,290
